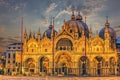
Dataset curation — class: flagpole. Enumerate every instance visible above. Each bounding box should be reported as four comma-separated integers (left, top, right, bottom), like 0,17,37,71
84,16,87,75
85,16,87,57
52,17,55,75
20,16,23,74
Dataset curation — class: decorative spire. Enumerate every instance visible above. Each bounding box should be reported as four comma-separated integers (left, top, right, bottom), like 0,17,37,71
89,27,92,38
24,28,27,43
29,29,32,39
37,28,41,41
38,27,40,35
96,30,98,36
24,28,27,38
71,6,75,19
31,32,34,38
49,17,53,29
105,16,110,27
44,32,47,37
33,32,35,38
24,28,27,35
104,27,110,39
76,11,82,20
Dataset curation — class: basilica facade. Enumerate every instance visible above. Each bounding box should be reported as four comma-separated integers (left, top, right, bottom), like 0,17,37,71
21,11,118,76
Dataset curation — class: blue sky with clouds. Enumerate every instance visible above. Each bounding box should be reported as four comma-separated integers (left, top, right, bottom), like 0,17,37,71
0,0,120,51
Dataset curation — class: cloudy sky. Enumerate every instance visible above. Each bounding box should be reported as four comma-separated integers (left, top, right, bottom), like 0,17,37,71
0,0,120,52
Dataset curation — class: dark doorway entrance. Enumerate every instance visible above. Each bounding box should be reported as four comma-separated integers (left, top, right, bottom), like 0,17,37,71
61,63,67,75
97,63,101,75
82,62,87,75
30,69,34,73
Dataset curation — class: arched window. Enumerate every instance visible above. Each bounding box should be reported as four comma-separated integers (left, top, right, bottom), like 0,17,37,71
70,29,73,33
97,48,99,51
56,38,73,50
39,57,49,72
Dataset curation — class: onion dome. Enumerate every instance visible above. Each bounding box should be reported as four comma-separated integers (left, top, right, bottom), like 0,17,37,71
77,20,89,37
63,11,89,38
76,12,89,37
99,27,116,39
99,17,116,39
43,25,57,39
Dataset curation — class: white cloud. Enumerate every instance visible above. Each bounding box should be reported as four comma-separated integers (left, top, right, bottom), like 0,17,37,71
0,0,9,7
14,3,26,12
46,3,57,13
55,10,70,19
81,0,107,15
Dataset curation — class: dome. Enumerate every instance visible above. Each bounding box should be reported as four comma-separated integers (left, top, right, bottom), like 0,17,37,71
99,16,116,40
64,18,89,37
43,25,57,39
63,11,89,38
77,20,89,37
99,27,116,39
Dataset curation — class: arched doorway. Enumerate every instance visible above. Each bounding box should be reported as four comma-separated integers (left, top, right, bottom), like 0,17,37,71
55,52,72,75
94,56,104,76
109,57,116,75
57,61,68,75
24,58,35,74
79,56,89,75
39,57,49,73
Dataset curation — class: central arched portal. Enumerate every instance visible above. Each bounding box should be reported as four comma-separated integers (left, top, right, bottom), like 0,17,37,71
55,52,72,75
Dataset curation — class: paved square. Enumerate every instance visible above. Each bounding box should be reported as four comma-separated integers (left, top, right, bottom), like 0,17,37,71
0,75,120,80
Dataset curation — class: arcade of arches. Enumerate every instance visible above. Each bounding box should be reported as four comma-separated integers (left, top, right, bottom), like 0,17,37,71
22,52,117,76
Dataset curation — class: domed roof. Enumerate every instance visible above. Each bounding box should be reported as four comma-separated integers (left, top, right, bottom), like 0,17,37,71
64,12,89,37
77,20,89,37
99,27,116,39
43,25,57,39
99,16,116,40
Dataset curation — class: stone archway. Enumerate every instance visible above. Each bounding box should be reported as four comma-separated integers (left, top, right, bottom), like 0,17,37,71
93,56,104,76
55,51,72,75
24,58,35,74
39,56,49,73
78,56,89,76
109,57,116,75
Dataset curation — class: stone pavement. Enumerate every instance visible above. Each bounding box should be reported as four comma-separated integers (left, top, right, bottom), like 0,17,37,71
0,75,120,80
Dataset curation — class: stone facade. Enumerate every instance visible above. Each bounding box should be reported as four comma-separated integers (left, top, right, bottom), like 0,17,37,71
15,12,118,76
